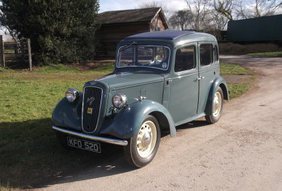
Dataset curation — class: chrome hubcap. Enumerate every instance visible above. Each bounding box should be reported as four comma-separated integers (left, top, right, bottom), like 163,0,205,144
136,120,157,158
213,91,222,117
141,131,151,148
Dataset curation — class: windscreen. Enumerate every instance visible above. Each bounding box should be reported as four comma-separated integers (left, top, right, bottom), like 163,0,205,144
117,44,170,70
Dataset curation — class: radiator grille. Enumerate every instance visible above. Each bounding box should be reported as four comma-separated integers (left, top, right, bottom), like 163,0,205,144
82,87,103,133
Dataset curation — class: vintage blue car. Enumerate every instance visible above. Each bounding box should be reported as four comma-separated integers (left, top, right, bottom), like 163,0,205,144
52,30,229,168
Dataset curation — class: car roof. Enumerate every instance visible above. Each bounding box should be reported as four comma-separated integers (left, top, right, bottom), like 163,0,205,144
124,30,217,45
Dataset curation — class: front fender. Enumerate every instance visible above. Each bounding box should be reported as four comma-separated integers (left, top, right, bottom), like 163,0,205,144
52,96,82,131
100,100,176,139
205,76,229,115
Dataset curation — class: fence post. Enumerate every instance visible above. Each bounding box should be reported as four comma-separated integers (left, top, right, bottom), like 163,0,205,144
0,35,5,67
27,38,32,71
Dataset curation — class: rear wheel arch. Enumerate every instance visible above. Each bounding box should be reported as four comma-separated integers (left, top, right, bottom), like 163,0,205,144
205,87,224,124
219,83,229,100
205,78,228,115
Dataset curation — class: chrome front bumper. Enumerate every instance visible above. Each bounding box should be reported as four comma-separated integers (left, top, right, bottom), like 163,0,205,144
52,126,128,146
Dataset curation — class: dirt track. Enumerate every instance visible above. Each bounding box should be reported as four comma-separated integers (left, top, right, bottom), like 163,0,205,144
40,56,282,191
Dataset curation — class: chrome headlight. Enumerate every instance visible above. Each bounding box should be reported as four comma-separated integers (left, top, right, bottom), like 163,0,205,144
65,88,79,102
112,93,127,109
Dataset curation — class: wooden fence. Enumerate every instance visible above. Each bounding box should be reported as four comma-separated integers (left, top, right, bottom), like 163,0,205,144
0,35,32,71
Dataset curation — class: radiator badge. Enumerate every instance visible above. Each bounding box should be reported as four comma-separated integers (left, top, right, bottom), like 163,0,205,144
87,107,93,114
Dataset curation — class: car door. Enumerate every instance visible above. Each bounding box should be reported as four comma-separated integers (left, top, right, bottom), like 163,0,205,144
198,43,217,114
168,44,199,125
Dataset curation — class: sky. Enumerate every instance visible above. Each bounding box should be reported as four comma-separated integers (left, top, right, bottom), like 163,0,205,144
99,0,282,14
99,0,188,13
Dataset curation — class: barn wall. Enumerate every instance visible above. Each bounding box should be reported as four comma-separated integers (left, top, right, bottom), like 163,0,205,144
150,15,166,31
227,14,282,42
95,22,150,59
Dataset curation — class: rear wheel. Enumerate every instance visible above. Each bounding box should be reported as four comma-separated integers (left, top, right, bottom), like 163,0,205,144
124,115,160,168
206,87,224,124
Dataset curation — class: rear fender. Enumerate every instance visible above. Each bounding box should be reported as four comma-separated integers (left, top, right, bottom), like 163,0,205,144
205,76,229,115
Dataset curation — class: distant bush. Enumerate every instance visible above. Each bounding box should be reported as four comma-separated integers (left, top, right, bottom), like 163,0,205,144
219,42,282,55
0,0,100,65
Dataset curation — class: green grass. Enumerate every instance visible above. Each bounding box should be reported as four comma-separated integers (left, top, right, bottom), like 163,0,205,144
227,83,250,98
0,63,115,189
221,63,255,99
248,51,282,57
35,64,81,73
220,63,249,75
0,62,254,189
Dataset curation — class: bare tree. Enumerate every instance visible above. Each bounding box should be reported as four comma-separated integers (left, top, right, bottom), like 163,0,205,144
169,10,193,30
138,1,170,17
213,0,234,20
236,0,282,19
211,12,229,30
185,0,211,31
138,1,162,8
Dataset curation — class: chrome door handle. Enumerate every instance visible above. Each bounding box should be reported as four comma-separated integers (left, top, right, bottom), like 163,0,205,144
196,76,205,81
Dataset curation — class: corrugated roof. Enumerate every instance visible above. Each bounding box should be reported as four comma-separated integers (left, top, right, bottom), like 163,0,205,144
97,7,162,24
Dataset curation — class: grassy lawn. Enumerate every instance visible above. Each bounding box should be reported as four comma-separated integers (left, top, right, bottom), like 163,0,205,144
0,62,254,189
0,64,115,189
221,63,255,99
248,51,282,57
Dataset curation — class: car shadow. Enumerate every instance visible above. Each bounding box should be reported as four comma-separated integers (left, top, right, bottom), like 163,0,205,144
161,119,209,137
0,118,208,189
177,120,208,130
0,118,135,189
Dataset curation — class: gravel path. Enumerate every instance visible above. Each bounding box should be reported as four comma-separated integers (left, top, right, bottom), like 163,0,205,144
39,56,282,191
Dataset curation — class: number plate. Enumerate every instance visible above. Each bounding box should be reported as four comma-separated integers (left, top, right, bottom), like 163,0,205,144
67,136,101,153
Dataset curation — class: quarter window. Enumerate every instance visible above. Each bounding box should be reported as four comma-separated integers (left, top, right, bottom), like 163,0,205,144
119,46,134,66
214,45,219,62
200,44,213,66
175,46,196,72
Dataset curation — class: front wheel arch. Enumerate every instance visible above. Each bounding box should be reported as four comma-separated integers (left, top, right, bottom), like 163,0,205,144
124,115,161,168
100,100,176,139
150,111,170,134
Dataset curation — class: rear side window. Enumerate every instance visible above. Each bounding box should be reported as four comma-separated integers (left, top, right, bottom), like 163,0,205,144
175,45,196,72
200,44,213,66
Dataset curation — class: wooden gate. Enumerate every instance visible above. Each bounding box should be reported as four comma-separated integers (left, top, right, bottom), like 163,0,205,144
0,35,32,71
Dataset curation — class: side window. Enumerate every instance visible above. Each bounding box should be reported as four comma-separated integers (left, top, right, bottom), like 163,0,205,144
214,45,219,62
200,44,213,66
175,45,196,72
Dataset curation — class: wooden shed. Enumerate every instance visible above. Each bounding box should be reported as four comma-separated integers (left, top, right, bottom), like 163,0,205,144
95,7,169,59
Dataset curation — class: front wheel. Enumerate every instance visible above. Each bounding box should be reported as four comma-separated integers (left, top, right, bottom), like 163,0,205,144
206,87,224,124
124,115,160,168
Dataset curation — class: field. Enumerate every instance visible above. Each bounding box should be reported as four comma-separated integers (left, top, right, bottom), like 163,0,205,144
220,63,255,98
0,62,254,189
